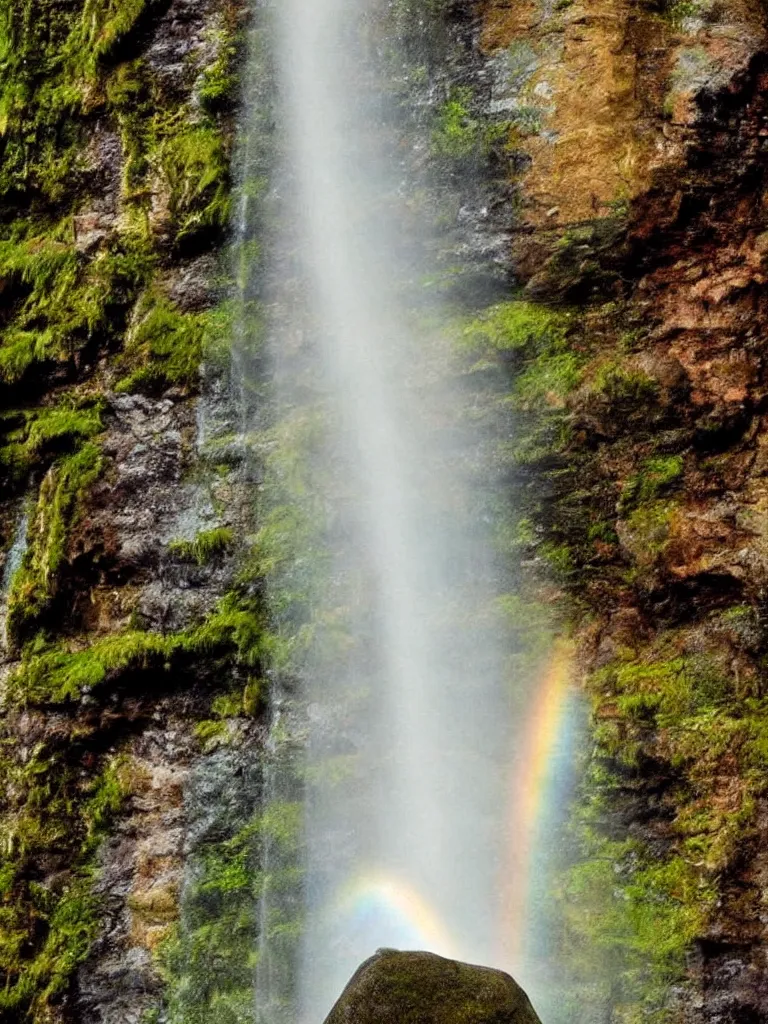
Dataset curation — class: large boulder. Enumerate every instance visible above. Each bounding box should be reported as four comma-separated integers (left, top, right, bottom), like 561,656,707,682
322,949,542,1024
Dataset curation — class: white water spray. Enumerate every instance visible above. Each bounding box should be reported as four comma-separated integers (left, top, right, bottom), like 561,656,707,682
244,0,573,1020
269,0,513,1014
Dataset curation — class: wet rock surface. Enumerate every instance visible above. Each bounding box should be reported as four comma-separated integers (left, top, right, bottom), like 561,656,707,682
323,950,542,1024
77,713,264,1024
477,0,768,1018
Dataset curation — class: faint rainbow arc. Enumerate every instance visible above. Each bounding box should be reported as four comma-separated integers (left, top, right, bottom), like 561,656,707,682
497,645,574,967
333,872,459,959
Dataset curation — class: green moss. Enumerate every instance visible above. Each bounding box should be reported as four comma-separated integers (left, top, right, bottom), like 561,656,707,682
555,759,716,1024
430,85,515,166
431,87,481,161
559,835,713,1022
590,359,658,406
6,441,103,644
157,120,231,241
116,291,228,395
9,589,267,705
598,656,691,731
567,623,768,1013
196,21,240,113
0,0,230,392
459,300,577,470
539,540,575,579
0,0,154,146
619,455,684,513
500,419,571,467
22,400,103,455
664,0,706,26
169,526,234,565
0,749,129,1019
0,225,154,385
461,300,567,355
157,802,303,1024
13,629,174,703
193,718,231,750
676,793,756,873
624,500,676,560
74,0,153,70
0,396,103,485
587,520,618,544
211,682,261,719
513,351,582,409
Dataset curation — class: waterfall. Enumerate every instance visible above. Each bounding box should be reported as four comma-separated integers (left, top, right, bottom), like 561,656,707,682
272,0,512,1010
237,0,578,1020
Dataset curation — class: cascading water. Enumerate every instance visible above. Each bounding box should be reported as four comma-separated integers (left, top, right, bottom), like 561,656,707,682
0,503,28,654
239,1,580,1021
273,0,513,1009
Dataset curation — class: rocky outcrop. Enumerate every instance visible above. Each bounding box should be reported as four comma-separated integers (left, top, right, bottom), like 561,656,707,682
323,950,542,1024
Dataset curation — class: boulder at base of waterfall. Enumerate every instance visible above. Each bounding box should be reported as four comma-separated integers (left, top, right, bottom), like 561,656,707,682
322,949,543,1024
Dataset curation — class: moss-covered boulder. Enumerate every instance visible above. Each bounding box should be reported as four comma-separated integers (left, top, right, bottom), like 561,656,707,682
323,949,542,1024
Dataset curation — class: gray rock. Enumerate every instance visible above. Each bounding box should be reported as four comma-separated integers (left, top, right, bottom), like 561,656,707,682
323,950,542,1024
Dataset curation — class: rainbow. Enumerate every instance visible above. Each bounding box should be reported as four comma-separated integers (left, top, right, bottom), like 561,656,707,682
323,649,577,978
496,644,577,969
333,872,459,960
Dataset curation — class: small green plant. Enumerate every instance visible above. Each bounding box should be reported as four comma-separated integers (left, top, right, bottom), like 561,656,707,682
624,501,676,560
539,540,575,578
430,86,513,164
513,350,582,409
194,718,230,750
590,360,658,405
169,526,234,565
116,291,232,394
157,121,231,240
6,442,103,644
665,0,703,25
431,87,480,161
587,520,618,544
619,455,684,512
196,24,239,112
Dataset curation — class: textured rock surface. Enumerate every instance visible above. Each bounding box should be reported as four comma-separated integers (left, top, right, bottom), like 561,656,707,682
473,0,768,1019
323,950,542,1024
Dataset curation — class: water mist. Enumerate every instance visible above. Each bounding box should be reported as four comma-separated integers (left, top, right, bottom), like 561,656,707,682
243,0,574,1020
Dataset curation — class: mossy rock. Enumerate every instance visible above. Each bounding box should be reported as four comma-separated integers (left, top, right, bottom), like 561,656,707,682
323,949,542,1024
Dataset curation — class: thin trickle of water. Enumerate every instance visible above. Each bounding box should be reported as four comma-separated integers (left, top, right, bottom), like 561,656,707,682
0,506,28,654
254,688,305,1024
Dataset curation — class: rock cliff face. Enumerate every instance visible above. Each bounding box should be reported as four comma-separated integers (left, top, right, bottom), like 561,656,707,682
3,0,768,1022
473,0,768,1021
0,2,256,1022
